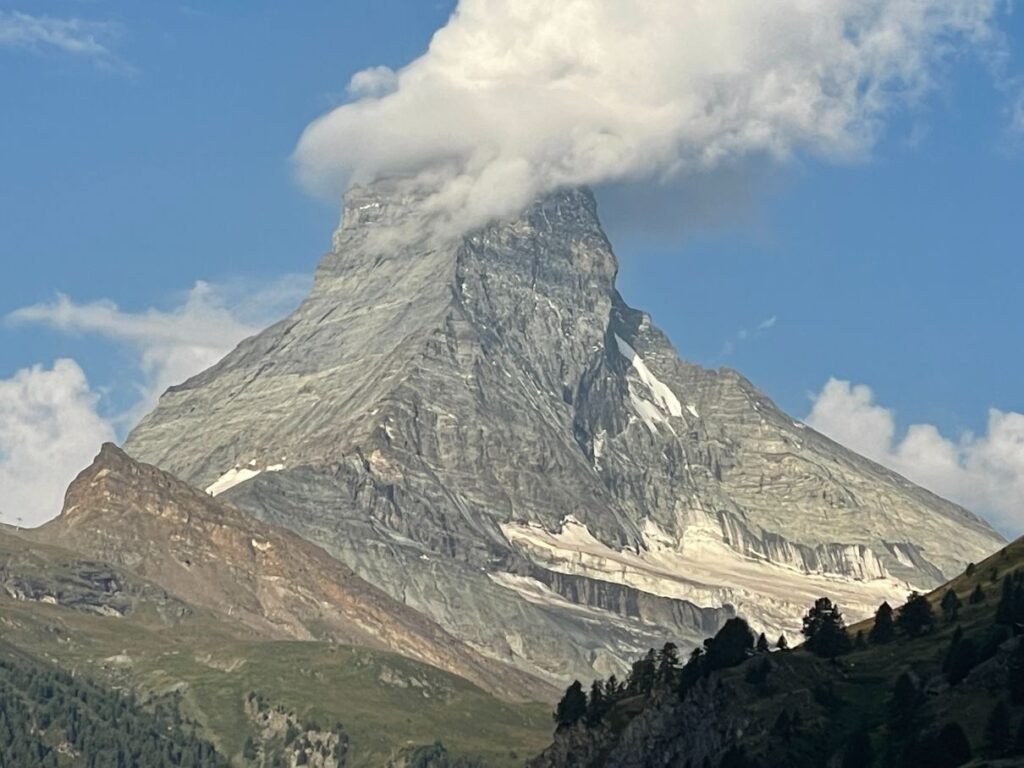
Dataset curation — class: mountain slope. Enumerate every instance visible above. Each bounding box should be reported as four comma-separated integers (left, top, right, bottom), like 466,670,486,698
29,443,546,702
0,526,550,767
123,184,1003,684
0,639,228,768
529,537,1024,768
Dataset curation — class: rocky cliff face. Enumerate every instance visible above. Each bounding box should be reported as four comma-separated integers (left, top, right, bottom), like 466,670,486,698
32,444,544,701
123,184,1003,685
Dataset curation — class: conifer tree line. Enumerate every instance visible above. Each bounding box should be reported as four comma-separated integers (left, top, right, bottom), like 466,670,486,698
0,650,227,767
553,616,779,730
551,555,1024,767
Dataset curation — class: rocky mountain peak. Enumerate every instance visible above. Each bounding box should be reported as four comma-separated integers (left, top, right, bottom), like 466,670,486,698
38,444,549,701
123,184,1003,686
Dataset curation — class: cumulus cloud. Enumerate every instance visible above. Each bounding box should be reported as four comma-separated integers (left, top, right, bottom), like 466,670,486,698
1,276,307,527
0,360,116,527
8,276,308,427
0,11,127,69
295,0,999,237
807,378,1024,536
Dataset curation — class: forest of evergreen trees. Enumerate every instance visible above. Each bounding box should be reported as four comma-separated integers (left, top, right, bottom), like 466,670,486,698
550,561,1024,768
0,647,227,768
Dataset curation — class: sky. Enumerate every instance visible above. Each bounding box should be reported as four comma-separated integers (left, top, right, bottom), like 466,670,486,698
1,1,1023,534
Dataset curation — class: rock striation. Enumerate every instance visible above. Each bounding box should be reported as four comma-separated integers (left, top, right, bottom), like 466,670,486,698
123,184,1003,685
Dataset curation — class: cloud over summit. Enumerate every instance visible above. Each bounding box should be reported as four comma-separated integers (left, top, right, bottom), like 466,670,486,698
295,0,998,234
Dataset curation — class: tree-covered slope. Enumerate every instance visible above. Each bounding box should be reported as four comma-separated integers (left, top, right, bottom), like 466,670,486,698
530,535,1024,767
0,641,227,768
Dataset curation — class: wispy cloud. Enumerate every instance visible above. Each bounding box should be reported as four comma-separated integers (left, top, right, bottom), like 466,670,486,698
807,378,1024,536
0,10,130,71
7,275,308,428
1,276,308,527
1011,93,1024,135
720,316,778,358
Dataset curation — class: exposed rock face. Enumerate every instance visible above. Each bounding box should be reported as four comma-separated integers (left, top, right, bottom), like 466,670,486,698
123,184,1003,684
32,444,545,701
0,527,188,620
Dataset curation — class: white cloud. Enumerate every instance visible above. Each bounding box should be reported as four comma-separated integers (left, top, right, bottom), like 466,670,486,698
295,0,999,237
807,378,1024,536
0,11,127,68
348,66,399,98
1,276,307,527
8,276,307,427
0,360,116,527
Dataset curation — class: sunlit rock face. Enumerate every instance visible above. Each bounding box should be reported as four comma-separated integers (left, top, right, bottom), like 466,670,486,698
124,184,1003,685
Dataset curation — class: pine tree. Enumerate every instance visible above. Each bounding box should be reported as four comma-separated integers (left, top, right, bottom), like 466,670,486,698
1009,640,1024,706
1013,583,1024,625
970,584,986,604
586,680,607,726
553,681,587,730
802,597,851,658
628,650,658,695
945,636,977,686
775,634,788,651
756,633,770,653
897,592,935,638
997,576,1015,625
890,672,921,727
704,618,754,671
604,675,620,699
941,589,961,624
656,642,680,686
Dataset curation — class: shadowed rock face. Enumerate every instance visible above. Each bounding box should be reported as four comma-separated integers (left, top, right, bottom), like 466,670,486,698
32,444,548,702
123,184,1003,685
0,526,189,621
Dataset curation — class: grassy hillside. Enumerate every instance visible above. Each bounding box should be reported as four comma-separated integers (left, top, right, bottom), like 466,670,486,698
0,530,549,767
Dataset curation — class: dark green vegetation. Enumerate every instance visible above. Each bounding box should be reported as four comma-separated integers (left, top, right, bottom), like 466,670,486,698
536,538,1024,767
0,529,549,767
0,641,226,767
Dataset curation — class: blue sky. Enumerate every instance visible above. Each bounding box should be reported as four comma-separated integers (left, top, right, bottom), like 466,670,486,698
1,1,1023,531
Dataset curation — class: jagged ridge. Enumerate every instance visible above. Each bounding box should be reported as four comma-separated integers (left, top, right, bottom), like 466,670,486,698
31,443,547,701
123,184,1003,685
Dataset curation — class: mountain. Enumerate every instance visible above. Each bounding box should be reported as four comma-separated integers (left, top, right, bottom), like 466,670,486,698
1,485,550,766
528,538,1024,768
123,183,1003,685
28,443,544,702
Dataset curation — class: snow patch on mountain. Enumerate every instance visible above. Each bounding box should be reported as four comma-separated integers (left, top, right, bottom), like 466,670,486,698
615,335,683,418
206,463,285,496
501,513,915,641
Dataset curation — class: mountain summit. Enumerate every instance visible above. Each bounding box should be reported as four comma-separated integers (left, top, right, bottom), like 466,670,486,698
124,184,1002,684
